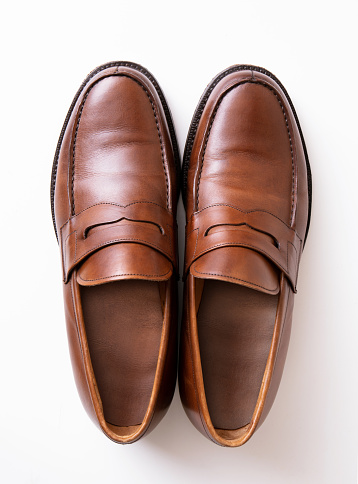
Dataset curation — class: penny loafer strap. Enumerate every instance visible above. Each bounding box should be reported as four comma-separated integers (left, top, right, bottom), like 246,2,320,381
185,205,302,291
60,202,176,283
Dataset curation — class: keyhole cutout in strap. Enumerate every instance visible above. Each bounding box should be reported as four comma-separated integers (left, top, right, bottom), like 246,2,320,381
204,223,280,249
83,217,164,239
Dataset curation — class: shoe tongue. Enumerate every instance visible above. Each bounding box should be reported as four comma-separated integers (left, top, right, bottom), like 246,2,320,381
77,243,172,286
190,246,280,295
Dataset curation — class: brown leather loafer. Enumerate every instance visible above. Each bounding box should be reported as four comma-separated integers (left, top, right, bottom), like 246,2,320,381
179,65,311,447
51,62,179,443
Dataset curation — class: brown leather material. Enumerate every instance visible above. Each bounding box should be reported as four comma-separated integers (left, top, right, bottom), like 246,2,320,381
191,247,280,295
197,280,278,429
81,280,163,427
77,243,172,286
60,202,177,282
52,62,178,443
185,205,301,291
179,65,311,447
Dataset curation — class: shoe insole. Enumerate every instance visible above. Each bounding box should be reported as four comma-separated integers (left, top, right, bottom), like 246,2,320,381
81,280,163,427
197,280,278,430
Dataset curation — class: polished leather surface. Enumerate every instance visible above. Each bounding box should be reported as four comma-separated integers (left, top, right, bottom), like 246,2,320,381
179,66,310,446
53,62,178,443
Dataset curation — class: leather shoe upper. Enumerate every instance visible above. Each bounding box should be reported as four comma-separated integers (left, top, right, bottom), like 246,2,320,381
180,66,310,447
52,62,178,443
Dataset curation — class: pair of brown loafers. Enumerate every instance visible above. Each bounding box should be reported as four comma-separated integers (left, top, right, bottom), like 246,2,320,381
52,62,311,446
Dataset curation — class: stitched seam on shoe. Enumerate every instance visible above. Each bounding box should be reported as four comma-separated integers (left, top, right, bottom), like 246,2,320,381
270,87,295,225
196,99,223,209
77,268,171,282
191,266,279,293
196,81,251,210
188,204,301,238
52,60,180,246
196,81,295,224
60,201,170,230
191,242,286,273
71,75,169,216
72,89,92,215
125,75,169,210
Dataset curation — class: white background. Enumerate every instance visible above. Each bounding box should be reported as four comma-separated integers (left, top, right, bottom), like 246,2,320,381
1,1,357,482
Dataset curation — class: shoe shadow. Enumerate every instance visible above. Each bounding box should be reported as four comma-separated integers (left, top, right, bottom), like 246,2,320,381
140,234,327,482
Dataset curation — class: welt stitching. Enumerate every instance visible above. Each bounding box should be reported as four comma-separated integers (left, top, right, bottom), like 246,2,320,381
52,60,180,244
71,89,92,215
71,75,169,216
196,80,252,209
146,91,169,210
196,99,222,209
254,82,295,224
122,75,169,209
78,268,171,282
196,81,295,224
267,87,295,225
191,266,279,293
183,68,261,189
